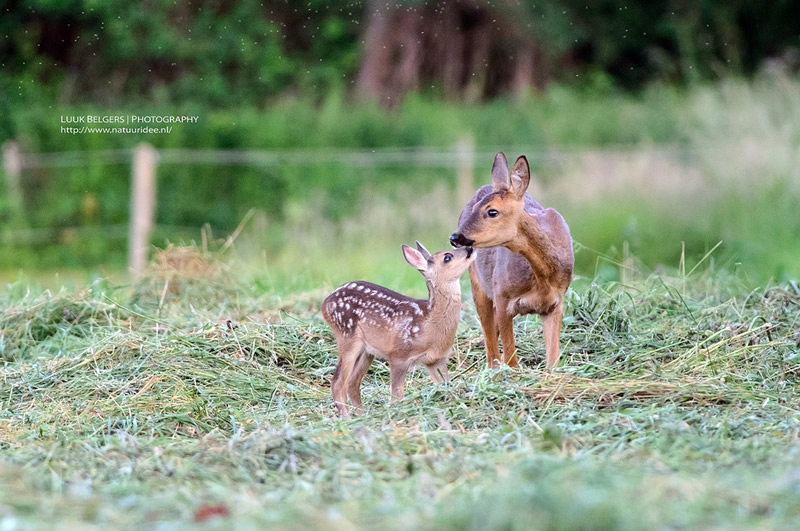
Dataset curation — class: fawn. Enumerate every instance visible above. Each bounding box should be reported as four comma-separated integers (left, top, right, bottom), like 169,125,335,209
450,152,573,369
322,242,475,416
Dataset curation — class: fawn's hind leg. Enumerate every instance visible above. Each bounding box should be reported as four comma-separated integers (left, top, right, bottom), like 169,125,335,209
389,359,411,402
347,352,374,415
425,353,450,383
331,339,362,417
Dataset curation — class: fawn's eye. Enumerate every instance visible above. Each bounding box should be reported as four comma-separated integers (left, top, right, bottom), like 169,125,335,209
487,208,499,218
443,253,453,263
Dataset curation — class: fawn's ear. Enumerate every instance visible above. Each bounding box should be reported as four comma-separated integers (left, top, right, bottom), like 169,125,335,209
491,152,510,192
402,245,427,271
415,240,432,259
509,155,531,199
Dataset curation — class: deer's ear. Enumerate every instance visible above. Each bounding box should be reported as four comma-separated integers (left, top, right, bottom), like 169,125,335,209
491,152,510,192
510,155,531,199
402,245,427,271
415,240,432,259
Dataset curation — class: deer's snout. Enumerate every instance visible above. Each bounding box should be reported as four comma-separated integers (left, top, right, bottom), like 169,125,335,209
466,246,473,258
450,232,474,248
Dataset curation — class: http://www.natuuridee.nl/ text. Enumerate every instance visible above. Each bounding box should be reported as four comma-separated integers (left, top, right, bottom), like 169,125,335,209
59,114,199,134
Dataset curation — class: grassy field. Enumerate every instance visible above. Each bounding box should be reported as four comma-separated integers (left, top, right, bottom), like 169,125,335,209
1,245,799,529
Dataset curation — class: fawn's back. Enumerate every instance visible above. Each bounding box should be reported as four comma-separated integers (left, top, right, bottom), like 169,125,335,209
323,281,433,359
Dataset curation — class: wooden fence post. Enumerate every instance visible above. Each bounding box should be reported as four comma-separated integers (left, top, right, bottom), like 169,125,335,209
2,141,26,228
455,135,474,205
129,143,157,278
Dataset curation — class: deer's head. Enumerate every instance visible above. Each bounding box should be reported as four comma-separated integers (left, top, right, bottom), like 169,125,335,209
450,152,530,249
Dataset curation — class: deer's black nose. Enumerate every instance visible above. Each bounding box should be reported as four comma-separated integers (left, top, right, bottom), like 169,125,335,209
466,246,473,258
450,233,474,248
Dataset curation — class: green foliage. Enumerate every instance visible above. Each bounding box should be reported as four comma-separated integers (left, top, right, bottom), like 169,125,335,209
0,0,363,113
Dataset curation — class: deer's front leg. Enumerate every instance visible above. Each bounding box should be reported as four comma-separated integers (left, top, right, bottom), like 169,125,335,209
541,299,564,369
470,266,500,368
494,302,518,368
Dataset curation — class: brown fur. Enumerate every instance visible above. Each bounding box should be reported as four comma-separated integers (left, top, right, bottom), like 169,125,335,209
322,242,475,416
451,152,573,369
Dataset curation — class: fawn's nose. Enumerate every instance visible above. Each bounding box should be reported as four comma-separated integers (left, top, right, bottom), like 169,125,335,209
450,233,474,248
466,246,473,258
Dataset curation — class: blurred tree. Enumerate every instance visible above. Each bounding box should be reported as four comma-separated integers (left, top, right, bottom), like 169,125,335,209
0,0,362,106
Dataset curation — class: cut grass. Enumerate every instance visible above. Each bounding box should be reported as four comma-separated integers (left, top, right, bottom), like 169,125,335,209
1,248,799,528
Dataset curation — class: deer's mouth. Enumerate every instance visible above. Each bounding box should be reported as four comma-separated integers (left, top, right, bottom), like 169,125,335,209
449,232,475,248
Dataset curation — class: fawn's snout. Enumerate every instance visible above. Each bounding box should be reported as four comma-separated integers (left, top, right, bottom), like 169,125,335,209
450,233,474,248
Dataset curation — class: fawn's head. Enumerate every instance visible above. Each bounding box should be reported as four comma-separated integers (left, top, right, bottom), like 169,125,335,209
450,152,531,249
402,241,474,287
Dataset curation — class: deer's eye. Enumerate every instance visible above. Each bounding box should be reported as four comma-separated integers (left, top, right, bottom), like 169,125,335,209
443,253,453,263
487,209,499,218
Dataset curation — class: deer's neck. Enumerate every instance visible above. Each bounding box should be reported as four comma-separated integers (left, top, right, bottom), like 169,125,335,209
509,214,560,279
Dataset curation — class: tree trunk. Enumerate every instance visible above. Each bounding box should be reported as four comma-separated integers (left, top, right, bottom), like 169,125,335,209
511,42,535,100
463,19,492,102
390,9,424,102
355,0,393,102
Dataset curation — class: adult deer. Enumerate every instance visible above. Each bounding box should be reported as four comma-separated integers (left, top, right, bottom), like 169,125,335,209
322,242,475,416
450,152,573,369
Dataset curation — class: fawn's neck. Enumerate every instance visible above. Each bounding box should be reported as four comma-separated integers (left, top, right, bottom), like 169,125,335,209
422,278,462,332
